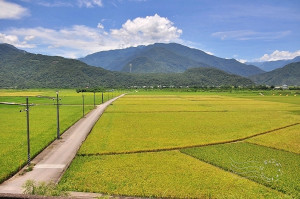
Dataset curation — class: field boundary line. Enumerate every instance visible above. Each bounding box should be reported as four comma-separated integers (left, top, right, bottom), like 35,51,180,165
244,141,300,155
78,122,300,156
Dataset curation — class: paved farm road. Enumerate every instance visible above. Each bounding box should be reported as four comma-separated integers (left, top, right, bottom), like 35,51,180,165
0,94,125,194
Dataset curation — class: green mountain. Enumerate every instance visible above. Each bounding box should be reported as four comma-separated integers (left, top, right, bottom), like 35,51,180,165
0,45,112,88
250,62,300,86
247,56,300,72
121,47,209,73
78,46,143,71
154,43,263,76
79,43,264,77
0,43,253,88
0,43,27,57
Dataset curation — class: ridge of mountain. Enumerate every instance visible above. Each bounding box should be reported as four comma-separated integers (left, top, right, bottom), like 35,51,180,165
79,43,264,77
250,62,300,86
247,56,300,72
0,43,254,88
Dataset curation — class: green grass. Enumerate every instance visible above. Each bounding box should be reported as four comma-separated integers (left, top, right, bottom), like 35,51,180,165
59,151,285,199
0,89,119,105
0,104,94,182
79,95,300,154
0,89,121,183
181,142,300,198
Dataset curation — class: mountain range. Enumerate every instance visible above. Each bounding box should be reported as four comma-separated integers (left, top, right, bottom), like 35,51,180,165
0,43,253,88
250,62,300,86
247,56,300,72
79,43,264,77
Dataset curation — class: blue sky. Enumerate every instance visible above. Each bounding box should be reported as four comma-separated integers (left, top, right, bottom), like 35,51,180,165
0,0,299,62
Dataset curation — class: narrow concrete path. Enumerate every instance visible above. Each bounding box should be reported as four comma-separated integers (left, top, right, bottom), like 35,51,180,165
0,94,125,194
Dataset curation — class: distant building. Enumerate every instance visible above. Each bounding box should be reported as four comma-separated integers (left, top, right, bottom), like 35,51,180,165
282,84,288,89
274,84,288,90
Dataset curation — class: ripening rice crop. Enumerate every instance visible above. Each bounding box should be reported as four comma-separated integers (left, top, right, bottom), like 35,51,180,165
61,91,300,198
247,125,300,154
59,151,285,198
79,95,300,155
181,142,300,198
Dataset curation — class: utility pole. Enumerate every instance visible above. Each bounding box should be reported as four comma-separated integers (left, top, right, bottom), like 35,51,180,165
56,91,60,139
82,94,85,117
26,97,30,165
93,91,96,107
20,97,31,165
129,63,132,73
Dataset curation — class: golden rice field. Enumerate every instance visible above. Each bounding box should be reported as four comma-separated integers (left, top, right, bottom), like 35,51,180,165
247,125,300,153
60,91,300,198
60,152,285,198
78,95,300,154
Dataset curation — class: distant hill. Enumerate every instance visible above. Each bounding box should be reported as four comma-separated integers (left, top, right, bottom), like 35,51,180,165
133,67,254,87
250,62,300,86
80,43,264,77
0,43,254,88
247,56,300,72
0,43,27,57
0,44,113,88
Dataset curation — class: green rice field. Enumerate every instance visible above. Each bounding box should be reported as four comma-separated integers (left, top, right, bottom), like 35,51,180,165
0,89,119,183
59,90,300,198
182,142,300,198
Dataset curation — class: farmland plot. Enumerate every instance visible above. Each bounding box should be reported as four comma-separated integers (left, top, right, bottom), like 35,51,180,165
79,95,300,154
60,92,300,198
181,142,300,198
247,125,300,154
60,151,284,198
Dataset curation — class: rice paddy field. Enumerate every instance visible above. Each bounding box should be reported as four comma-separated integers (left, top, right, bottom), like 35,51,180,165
0,89,118,183
59,90,300,198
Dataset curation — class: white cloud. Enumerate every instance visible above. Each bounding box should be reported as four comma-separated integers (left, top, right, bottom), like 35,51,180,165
204,51,214,56
24,35,35,41
1,14,182,58
179,40,212,55
32,0,102,8
0,33,35,48
0,0,29,19
110,14,182,48
212,30,290,41
78,0,103,8
97,23,104,29
36,1,73,7
237,59,247,63
258,50,300,61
